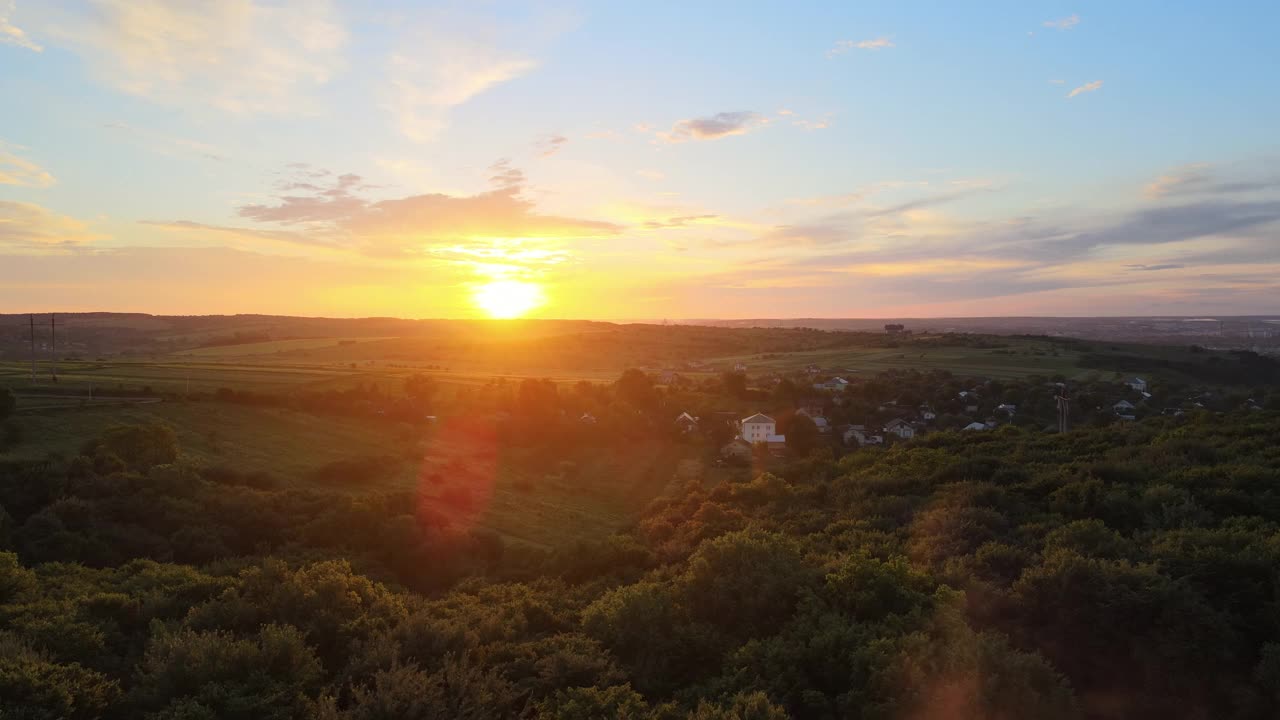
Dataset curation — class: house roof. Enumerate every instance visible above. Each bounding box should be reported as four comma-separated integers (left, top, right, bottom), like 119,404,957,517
675,412,698,423
741,413,774,424
884,418,908,429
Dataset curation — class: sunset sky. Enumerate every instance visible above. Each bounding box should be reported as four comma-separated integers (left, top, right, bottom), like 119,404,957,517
2,1,1279,319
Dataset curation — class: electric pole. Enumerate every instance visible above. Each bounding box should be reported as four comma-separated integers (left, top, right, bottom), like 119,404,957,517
29,314,36,383
50,313,57,381
1055,386,1070,434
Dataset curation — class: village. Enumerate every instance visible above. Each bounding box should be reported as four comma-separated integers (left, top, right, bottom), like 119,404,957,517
649,362,1267,463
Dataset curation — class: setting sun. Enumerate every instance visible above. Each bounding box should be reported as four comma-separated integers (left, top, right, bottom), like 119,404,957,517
472,280,544,318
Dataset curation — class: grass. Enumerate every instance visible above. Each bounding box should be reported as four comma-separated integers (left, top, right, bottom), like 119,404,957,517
708,339,1084,380
173,337,399,357
2,400,689,549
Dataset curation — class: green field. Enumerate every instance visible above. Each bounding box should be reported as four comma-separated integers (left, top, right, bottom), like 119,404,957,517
2,400,693,549
173,337,399,357
708,339,1084,380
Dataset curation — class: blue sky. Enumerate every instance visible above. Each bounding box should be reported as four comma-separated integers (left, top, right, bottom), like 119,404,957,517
1,0,1278,318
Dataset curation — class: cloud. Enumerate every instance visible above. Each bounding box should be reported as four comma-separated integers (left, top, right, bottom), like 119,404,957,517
636,169,665,181
1143,163,1280,200
0,200,104,249
102,122,224,162
219,163,622,257
1043,14,1081,30
537,134,568,157
1067,80,1103,98
656,111,767,143
239,171,368,225
642,214,719,230
139,220,339,250
0,144,55,187
0,0,40,51
487,158,525,188
826,36,895,58
1048,79,1066,85
35,0,347,114
793,113,834,130
385,37,535,142
1125,263,1185,271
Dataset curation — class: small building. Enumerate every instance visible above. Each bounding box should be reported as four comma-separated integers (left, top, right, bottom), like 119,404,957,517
741,413,776,443
1113,399,1136,414
675,412,699,433
805,364,821,375
720,438,752,460
813,377,850,392
659,370,677,385
996,403,1017,415
962,421,989,431
920,406,937,421
733,362,748,372
579,413,597,425
1126,377,1148,393
884,418,915,440
765,434,788,454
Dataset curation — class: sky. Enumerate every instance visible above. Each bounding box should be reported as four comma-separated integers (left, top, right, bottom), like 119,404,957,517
1,0,1279,320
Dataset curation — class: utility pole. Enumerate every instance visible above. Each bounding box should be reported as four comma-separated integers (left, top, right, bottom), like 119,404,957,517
50,313,57,381
1055,386,1070,434
29,314,36,383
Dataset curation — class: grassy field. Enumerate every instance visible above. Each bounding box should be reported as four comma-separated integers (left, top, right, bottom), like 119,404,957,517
172,337,400,357
1,400,694,549
708,339,1085,380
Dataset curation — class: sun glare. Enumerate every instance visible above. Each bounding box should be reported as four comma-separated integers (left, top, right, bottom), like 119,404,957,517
473,280,544,319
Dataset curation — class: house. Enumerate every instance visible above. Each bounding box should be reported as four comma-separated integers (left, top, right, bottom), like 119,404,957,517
740,413,777,443
805,364,821,374
1126,377,1148,393
659,370,677,385
720,438,752,460
813,377,850,392
996,403,1017,415
795,408,830,433
674,412,699,433
843,424,868,445
965,404,979,414
962,421,989,431
733,362,748,372
884,418,915,440
579,413,597,425
1113,399,1136,414
920,406,937,421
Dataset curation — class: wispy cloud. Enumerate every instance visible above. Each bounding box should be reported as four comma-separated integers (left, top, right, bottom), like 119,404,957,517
1067,79,1103,98
1043,14,1081,30
0,143,55,187
0,200,103,250
1143,163,1280,199
386,41,534,142
636,169,665,181
102,122,224,162
1048,79,1066,85
826,36,895,58
537,134,568,157
793,113,834,131
36,0,347,114
1125,263,1185,272
656,111,767,143
0,0,40,51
